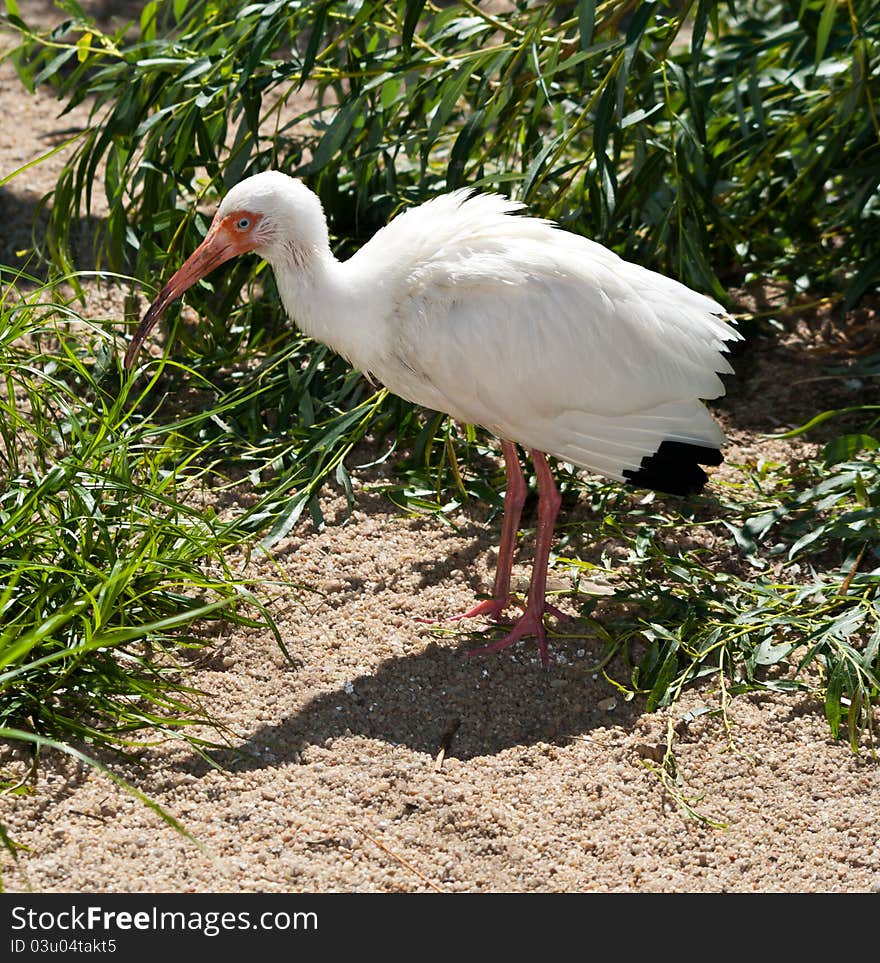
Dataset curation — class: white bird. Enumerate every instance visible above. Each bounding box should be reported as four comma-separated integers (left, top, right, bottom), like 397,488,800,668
125,170,740,667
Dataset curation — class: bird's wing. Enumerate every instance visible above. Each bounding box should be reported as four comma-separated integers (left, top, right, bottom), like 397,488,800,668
360,192,740,484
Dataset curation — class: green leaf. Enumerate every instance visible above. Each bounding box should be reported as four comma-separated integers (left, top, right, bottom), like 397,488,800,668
447,108,486,190
306,94,365,173
260,490,310,548
577,0,596,51
788,525,827,559
823,434,879,466
824,660,846,738
691,0,712,62
522,133,563,200
624,0,656,47
140,2,158,41
771,407,880,439
335,460,355,516
815,0,837,64
300,1,329,86
402,0,426,52
843,253,880,311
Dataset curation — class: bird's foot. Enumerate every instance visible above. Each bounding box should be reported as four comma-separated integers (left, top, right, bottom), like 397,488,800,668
416,596,570,626
415,595,514,625
537,600,570,623
465,604,559,669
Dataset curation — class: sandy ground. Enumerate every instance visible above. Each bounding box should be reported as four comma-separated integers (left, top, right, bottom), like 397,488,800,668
1,6,879,894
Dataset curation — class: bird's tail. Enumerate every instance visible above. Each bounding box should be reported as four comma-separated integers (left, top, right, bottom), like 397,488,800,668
541,400,725,496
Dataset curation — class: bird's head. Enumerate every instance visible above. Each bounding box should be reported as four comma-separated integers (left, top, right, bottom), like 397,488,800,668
124,170,329,370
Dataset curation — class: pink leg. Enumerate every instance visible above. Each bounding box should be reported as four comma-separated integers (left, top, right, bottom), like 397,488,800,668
416,439,526,623
467,450,562,668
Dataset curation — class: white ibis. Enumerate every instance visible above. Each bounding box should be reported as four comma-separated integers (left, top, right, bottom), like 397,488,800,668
125,170,740,667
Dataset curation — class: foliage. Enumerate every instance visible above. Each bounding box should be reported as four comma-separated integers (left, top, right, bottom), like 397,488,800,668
0,267,288,759
4,0,878,309
561,447,880,750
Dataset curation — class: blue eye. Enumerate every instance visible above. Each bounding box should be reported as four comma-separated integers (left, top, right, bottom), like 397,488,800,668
236,217,251,230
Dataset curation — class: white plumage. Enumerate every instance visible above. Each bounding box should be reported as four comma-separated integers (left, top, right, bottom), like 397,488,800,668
126,170,740,667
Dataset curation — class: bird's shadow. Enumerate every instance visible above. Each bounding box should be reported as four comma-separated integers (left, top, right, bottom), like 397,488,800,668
174,483,722,779
178,634,643,776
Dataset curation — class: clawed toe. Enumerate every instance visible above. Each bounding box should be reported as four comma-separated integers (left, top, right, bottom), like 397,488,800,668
414,596,515,625
464,605,557,668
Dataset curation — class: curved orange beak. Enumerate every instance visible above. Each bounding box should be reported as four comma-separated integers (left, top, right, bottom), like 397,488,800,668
124,214,256,370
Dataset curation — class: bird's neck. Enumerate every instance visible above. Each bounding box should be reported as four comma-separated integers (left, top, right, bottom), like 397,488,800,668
270,249,384,374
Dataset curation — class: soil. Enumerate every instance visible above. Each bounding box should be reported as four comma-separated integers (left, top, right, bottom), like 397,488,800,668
1,4,878,894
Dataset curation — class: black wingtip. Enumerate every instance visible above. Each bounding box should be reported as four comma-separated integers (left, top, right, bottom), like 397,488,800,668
623,441,723,496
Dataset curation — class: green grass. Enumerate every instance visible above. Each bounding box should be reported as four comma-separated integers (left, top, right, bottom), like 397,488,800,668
0,0,877,851
0,266,283,870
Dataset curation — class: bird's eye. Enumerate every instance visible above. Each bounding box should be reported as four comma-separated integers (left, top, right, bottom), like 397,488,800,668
236,216,251,231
